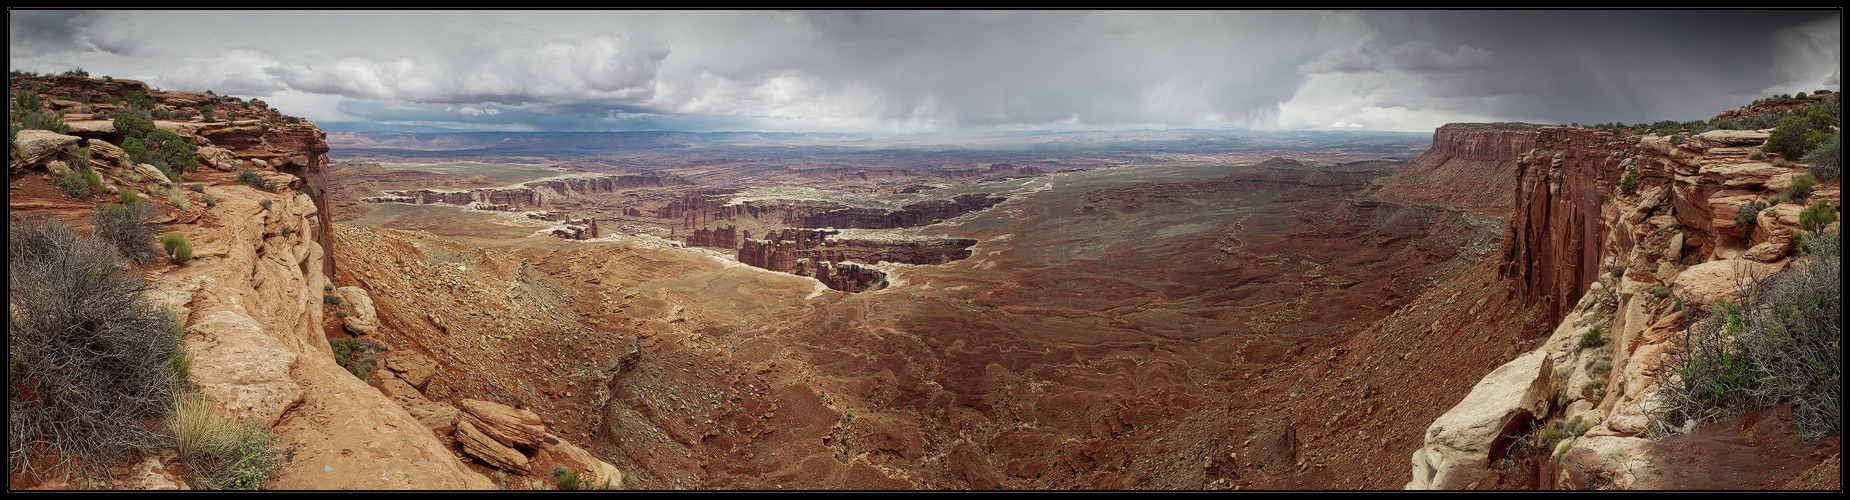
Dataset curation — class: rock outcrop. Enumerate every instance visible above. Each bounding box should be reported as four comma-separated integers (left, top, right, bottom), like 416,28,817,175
1372,123,1540,215
1500,126,1627,327
736,228,979,292
7,74,501,489
1410,109,1840,489
335,286,381,336
1406,350,1555,489
364,174,688,209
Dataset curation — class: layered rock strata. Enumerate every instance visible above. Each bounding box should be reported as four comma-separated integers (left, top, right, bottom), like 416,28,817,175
364,174,687,209
1411,120,1840,489
735,228,977,292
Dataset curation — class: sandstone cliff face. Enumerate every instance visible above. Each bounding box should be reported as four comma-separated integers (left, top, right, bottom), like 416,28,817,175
1501,127,1627,327
164,184,492,490
1371,123,1540,216
366,174,688,210
792,194,1006,230
1410,122,1840,490
659,191,1006,231
732,228,977,292
8,75,512,489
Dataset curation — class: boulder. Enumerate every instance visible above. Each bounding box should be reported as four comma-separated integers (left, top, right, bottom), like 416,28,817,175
335,286,381,336
1665,232,1685,264
377,373,428,405
1712,162,1793,190
1407,350,1555,489
1555,435,1655,489
405,400,460,431
135,162,174,187
1673,259,1786,307
540,433,626,488
12,129,81,165
456,419,529,475
1743,236,1793,263
65,120,117,140
87,138,132,169
1689,129,1770,149
47,160,74,183
196,145,240,172
387,350,439,388
458,399,546,450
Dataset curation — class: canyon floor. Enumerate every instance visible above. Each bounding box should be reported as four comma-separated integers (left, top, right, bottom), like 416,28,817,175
318,132,1556,489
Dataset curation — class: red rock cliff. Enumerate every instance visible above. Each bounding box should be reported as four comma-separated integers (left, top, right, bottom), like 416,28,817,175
1371,123,1540,216
1498,126,1626,328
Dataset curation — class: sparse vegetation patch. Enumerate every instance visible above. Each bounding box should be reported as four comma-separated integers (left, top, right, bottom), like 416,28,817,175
8,216,182,480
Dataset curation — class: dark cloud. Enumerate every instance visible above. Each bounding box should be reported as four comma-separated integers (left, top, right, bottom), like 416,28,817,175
8,10,1840,132
1333,10,1840,124
7,10,95,54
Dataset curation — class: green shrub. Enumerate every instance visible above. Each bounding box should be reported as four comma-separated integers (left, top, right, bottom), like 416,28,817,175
124,91,155,111
1735,200,1768,232
57,167,93,198
1801,134,1840,181
168,190,190,209
554,465,581,490
1783,173,1817,203
1706,118,1746,132
161,232,193,265
170,348,195,380
1651,286,1672,299
142,129,198,174
121,187,141,205
90,201,161,267
1619,168,1640,197
188,183,206,193
1737,229,1840,440
203,194,217,208
200,105,215,123
330,338,388,380
164,304,187,339
1609,264,1626,280
113,112,156,141
1659,230,1841,440
1578,326,1609,350
552,465,615,490
212,425,282,490
236,169,272,192
1765,115,1814,159
1799,200,1838,233
259,199,273,211
8,216,182,480
324,293,343,305
1684,300,1758,403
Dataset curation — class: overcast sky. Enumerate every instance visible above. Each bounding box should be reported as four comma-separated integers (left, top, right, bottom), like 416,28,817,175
9,10,1841,133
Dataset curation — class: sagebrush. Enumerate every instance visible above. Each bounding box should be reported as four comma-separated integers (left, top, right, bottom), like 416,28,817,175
8,216,182,480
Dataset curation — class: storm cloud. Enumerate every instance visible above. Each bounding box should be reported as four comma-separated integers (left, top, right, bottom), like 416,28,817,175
9,10,1840,133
